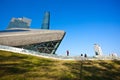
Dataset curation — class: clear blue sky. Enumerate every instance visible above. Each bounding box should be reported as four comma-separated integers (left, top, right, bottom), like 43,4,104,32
0,0,120,56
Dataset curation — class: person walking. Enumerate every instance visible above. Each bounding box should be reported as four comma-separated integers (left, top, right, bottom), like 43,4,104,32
67,50,69,56
84,54,87,58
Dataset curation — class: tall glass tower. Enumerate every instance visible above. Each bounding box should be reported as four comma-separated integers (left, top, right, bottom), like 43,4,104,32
41,11,50,29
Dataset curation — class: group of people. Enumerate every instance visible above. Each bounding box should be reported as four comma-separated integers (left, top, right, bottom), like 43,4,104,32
66,50,87,58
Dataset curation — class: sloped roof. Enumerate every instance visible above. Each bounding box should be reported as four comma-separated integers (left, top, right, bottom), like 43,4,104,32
0,29,65,46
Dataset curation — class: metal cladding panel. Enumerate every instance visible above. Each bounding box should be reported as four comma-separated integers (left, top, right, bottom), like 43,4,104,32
0,30,65,46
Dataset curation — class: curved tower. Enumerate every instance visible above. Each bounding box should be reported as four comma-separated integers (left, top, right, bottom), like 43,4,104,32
41,11,50,29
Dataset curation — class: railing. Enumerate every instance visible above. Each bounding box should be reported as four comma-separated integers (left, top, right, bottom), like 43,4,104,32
0,45,120,60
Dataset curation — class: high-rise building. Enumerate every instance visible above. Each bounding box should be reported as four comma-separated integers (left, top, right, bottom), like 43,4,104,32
94,44,103,56
7,17,31,29
41,12,50,29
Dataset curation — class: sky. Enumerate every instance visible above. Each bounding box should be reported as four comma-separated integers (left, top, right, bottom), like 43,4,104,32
0,0,120,56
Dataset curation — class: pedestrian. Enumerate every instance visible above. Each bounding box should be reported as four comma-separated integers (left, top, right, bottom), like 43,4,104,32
84,54,87,58
67,50,69,56
81,54,83,56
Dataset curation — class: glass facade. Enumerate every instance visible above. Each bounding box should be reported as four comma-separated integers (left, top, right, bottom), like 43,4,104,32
41,12,50,29
7,17,31,29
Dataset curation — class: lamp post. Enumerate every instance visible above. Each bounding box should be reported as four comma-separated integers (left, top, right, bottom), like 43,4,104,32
80,58,83,80
79,54,87,80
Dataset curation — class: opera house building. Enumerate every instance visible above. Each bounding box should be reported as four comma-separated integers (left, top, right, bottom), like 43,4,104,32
0,12,65,54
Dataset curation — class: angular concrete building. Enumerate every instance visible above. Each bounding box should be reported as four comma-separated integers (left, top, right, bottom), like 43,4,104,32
0,12,65,54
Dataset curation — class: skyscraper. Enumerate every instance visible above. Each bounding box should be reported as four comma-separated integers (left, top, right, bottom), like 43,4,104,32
41,11,50,29
94,44,103,56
